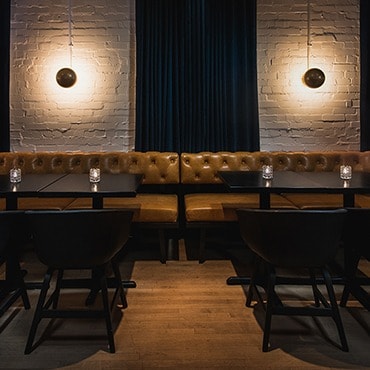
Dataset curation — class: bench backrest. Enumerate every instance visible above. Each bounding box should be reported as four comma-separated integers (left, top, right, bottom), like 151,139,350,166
0,151,180,185
180,151,370,184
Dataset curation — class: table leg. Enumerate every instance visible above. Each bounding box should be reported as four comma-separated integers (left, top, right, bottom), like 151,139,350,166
226,276,251,285
6,195,17,210
343,193,355,208
92,196,103,209
259,192,270,209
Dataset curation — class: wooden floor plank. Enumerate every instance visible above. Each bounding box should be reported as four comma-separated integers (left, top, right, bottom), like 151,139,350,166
0,239,369,369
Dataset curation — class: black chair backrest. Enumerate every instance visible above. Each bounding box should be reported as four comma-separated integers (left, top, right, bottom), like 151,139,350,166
26,209,134,269
0,210,26,259
342,207,370,260
236,208,347,268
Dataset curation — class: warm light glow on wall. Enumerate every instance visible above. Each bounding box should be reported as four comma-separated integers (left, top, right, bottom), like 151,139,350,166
42,52,95,104
287,60,333,106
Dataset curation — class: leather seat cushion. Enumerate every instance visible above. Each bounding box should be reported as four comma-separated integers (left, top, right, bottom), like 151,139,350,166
281,193,351,209
0,197,75,210
185,193,297,222
65,194,178,223
355,194,370,208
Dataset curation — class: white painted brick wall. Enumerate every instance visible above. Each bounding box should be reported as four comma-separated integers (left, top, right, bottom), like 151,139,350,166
10,0,136,152
9,0,360,152
257,0,360,151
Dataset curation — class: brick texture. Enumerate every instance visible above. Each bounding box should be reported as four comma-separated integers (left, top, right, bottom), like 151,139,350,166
9,0,360,152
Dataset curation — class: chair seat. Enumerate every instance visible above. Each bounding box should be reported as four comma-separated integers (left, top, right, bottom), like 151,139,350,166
66,194,178,223
355,194,370,208
185,193,297,222
18,197,76,210
281,193,346,209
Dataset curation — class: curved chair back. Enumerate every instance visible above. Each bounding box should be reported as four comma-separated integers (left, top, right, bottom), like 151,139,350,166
341,207,370,260
0,210,30,315
339,207,370,310
237,208,347,268
26,209,133,269
0,211,26,256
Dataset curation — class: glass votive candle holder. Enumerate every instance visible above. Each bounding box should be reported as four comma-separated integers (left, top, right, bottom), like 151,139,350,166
262,165,273,179
340,165,352,180
9,167,21,183
89,168,100,183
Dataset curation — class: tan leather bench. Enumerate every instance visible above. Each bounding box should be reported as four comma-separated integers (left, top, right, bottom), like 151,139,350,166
278,151,370,209
0,151,179,263
180,152,299,262
180,151,370,262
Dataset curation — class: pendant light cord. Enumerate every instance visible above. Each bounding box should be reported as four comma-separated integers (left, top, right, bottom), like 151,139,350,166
306,0,311,70
68,0,73,68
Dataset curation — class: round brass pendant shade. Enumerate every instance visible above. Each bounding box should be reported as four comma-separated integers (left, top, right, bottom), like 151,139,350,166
303,68,325,88
56,68,77,88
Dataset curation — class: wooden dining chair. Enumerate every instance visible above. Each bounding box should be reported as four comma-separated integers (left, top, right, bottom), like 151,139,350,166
0,210,30,316
24,209,133,354
340,207,370,311
236,208,348,352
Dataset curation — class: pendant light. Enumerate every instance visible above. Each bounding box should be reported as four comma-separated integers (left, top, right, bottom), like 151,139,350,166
56,0,77,88
302,0,325,88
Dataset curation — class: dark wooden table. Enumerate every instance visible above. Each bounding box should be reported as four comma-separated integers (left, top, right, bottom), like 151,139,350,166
219,170,370,209
218,170,370,286
39,173,143,209
1,173,142,209
0,174,67,210
0,172,143,301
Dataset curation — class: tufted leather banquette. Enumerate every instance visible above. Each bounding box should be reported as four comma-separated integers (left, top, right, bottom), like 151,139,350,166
3,150,370,263
180,151,370,261
0,151,179,263
180,151,370,214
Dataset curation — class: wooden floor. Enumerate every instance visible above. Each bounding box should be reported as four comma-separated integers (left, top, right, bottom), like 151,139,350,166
1,234,370,370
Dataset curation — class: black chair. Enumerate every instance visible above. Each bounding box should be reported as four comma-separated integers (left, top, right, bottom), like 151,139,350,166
0,210,30,316
24,209,133,354
340,207,370,311
236,208,348,352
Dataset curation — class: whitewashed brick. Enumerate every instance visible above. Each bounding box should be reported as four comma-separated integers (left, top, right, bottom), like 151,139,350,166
9,0,359,152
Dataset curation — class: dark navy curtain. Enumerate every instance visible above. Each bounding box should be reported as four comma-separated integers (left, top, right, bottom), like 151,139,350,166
361,0,370,150
0,0,10,151
135,0,259,153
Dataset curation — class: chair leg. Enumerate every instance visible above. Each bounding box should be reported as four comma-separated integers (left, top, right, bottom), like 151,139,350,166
158,229,167,264
340,252,361,307
52,269,64,309
322,268,349,352
309,268,320,307
246,254,260,307
13,256,31,310
98,269,115,353
110,260,127,310
199,228,206,264
0,256,30,315
262,265,276,352
25,268,54,354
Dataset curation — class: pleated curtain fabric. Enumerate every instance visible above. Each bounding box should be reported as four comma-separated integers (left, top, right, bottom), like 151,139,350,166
0,0,10,151
360,0,370,151
135,0,260,153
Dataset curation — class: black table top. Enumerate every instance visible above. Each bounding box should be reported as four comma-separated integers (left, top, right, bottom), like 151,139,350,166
0,174,67,196
0,173,143,210
39,173,143,198
218,170,370,194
